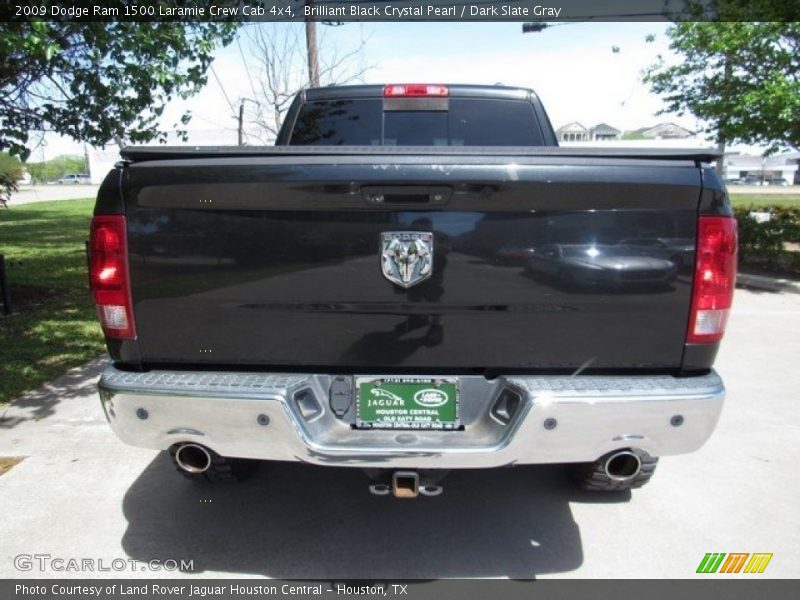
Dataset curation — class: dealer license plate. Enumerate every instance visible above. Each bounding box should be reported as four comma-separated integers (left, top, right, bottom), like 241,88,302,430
356,377,459,430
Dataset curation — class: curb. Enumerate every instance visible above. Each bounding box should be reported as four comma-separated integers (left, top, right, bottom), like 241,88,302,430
736,273,800,294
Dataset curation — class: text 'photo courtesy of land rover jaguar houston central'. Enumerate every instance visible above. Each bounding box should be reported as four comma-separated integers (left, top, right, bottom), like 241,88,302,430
91,84,737,497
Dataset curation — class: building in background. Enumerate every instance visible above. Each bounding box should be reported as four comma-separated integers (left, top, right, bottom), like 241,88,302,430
555,122,590,142
86,147,120,184
556,121,695,142
589,123,621,141
558,120,704,148
86,127,238,184
556,122,623,142
631,123,695,140
556,120,796,185
725,151,799,184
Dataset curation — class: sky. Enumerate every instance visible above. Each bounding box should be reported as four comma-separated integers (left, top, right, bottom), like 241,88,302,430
37,21,700,160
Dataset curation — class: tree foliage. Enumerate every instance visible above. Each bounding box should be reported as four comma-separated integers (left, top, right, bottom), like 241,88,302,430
0,152,24,198
25,154,86,183
242,24,372,143
734,205,800,274
0,16,238,160
644,22,800,152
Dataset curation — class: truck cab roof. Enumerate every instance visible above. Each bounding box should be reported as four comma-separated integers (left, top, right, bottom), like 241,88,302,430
302,83,538,102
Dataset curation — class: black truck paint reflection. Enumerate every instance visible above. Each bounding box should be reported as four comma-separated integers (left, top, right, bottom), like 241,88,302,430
524,244,678,291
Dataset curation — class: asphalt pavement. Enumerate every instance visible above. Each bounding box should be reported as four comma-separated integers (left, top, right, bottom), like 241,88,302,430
7,184,100,205
0,287,798,579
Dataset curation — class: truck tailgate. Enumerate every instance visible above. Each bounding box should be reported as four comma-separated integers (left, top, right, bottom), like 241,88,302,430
122,154,701,371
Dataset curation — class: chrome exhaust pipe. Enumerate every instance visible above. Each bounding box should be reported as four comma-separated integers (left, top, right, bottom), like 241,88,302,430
173,443,212,474
603,450,642,481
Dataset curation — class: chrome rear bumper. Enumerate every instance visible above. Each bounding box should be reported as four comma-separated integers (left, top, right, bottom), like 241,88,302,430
99,365,724,469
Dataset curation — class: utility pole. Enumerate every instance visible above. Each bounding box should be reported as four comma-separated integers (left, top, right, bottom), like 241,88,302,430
715,54,733,178
238,100,245,146
236,98,259,146
83,143,90,179
305,1,320,87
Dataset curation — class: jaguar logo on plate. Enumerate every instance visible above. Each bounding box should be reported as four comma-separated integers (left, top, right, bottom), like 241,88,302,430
380,231,433,288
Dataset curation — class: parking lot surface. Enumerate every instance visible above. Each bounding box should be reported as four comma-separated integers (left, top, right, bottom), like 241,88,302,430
8,184,99,205
0,287,798,578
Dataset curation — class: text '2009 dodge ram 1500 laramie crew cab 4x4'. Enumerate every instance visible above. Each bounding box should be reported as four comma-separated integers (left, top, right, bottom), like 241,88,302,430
91,84,737,497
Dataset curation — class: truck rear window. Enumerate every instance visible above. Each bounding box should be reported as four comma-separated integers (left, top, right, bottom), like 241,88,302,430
289,98,543,146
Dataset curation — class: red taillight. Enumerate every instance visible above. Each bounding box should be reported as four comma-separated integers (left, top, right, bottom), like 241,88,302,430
383,84,449,98
90,215,136,339
687,216,737,344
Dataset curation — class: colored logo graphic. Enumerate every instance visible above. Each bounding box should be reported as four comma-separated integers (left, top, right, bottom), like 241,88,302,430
696,553,773,574
413,388,449,408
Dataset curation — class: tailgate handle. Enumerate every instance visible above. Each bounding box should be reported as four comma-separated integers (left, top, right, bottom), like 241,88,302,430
361,186,452,205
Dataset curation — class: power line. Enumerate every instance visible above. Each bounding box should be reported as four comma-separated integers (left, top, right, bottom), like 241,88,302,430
209,64,236,115
236,35,260,100
193,113,236,130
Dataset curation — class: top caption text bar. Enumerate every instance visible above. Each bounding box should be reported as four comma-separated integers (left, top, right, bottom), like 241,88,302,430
3,0,798,22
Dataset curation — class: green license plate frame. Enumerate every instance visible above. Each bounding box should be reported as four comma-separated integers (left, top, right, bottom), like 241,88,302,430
355,377,460,430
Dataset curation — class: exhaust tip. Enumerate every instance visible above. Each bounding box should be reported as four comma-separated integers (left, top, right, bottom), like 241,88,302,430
603,450,642,481
174,443,212,474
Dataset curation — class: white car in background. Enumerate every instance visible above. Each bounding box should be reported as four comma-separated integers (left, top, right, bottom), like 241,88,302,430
767,178,790,187
59,174,90,184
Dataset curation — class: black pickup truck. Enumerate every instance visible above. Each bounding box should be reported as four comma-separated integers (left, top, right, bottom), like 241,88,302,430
92,84,737,497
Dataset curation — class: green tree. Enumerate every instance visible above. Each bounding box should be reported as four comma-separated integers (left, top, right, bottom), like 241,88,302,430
0,152,24,199
644,22,800,158
25,155,87,183
0,13,238,160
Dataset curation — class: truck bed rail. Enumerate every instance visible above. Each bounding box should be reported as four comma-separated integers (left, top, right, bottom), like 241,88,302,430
120,145,721,164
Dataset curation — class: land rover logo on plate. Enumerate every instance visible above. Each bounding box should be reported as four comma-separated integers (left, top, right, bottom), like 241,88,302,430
413,389,449,408
380,231,433,288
